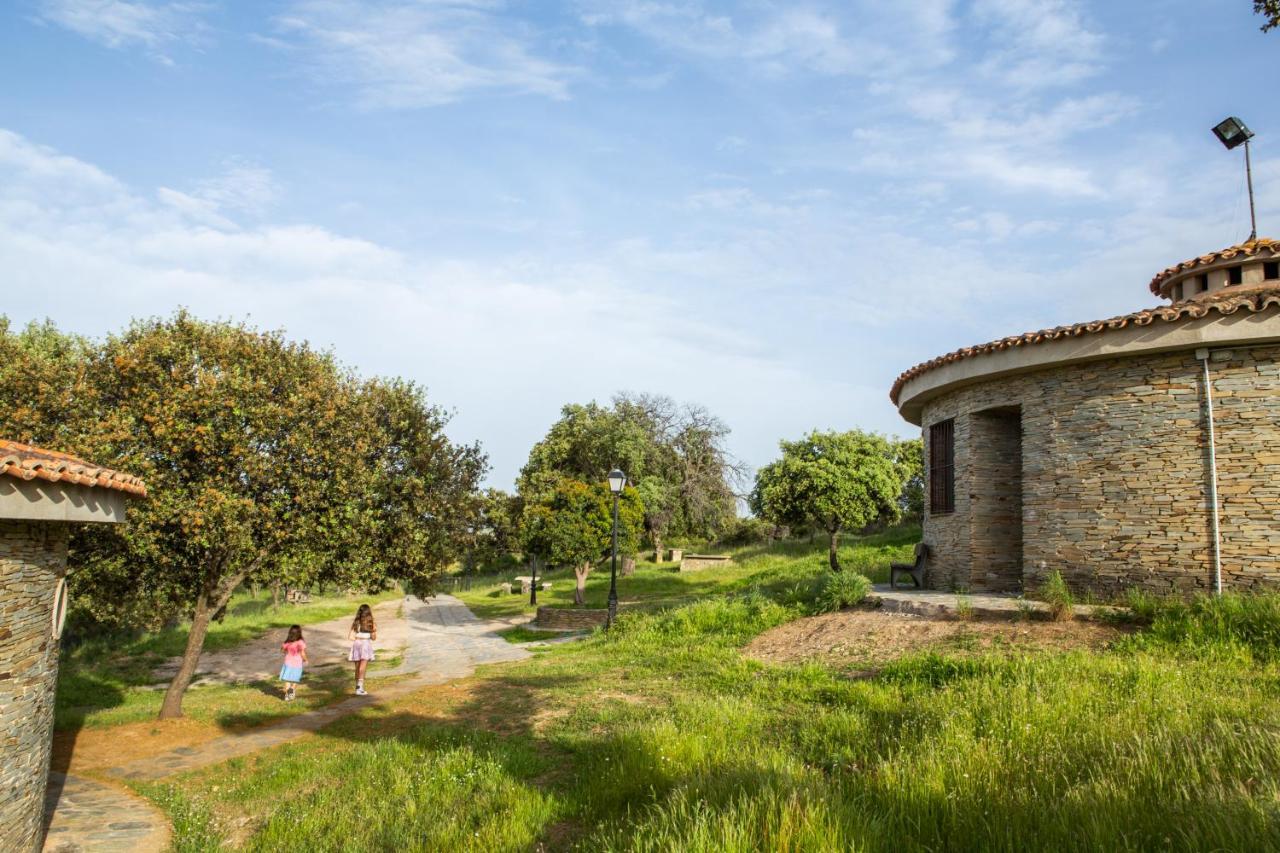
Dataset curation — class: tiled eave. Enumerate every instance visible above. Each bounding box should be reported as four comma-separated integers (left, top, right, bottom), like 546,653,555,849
890,289,1280,407
1148,238,1280,297
0,440,147,497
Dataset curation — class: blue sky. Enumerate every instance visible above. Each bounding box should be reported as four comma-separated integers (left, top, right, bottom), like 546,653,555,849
3,1,1277,489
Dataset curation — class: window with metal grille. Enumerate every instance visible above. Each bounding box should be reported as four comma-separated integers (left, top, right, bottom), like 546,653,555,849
929,419,955,515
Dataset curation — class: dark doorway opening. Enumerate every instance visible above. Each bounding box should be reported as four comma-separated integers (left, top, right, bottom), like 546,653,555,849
969,406,1023,592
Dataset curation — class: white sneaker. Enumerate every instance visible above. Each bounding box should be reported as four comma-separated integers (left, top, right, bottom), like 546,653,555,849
355,686,368,696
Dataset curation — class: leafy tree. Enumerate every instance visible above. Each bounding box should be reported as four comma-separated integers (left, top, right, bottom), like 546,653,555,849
73,314,483,718
462,488,523,573
750,430,905,572
1257,0,1279,31
0,318,98,449
520,479,643,605
892,438,924,523
518,393,738,554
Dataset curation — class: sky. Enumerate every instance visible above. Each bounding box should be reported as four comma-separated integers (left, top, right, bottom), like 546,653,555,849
3,1,1278,490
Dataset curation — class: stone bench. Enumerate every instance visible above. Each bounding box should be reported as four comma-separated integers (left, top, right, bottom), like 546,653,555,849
679,554,733,572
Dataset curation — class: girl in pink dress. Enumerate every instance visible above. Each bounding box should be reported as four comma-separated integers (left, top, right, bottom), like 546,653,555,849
279,624,308,701
347,604,376,696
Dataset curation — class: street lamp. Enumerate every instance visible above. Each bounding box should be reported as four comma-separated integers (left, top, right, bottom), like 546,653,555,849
529,554,538,606
1212,116,1258,241
606,468,626,629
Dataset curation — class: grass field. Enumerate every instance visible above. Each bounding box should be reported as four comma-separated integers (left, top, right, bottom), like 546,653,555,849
119,530,1280,851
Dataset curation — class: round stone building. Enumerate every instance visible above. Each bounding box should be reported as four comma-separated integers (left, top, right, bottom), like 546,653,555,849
0,441,144,850
891,239,1280,597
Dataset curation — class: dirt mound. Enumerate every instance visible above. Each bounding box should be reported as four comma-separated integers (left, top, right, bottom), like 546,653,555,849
744,609,1132,670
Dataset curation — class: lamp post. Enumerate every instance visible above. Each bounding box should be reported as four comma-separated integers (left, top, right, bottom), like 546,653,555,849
529,554,538,606
1213,116,1258,241
606,468,626,629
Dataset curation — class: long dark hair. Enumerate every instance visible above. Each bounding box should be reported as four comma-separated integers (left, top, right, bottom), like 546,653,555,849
286,624,303,643
352,604,374,633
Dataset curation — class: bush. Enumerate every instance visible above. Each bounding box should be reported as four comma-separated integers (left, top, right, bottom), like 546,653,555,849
817,571,872,613
1041,570,1075,621
715,517,772,547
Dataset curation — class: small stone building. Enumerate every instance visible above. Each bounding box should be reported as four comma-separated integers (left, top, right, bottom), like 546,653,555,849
891,239,1280,597
0,441,145,850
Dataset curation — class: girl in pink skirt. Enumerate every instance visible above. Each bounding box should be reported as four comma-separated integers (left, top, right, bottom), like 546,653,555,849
347,603,376,696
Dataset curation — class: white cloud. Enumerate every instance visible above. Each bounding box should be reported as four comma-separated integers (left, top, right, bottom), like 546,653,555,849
36,0,209,60
971,0,1105,90
580,0,955,79
272,0,576,108
2,127,894,486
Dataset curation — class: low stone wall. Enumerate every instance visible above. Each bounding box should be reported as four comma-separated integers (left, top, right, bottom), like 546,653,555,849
0,519,69,851
535,607,608,630
679,554,733,572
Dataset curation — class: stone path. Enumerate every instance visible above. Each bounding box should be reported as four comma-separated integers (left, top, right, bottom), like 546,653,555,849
42,773,169,853
45,594,529,848
870,585,1125,620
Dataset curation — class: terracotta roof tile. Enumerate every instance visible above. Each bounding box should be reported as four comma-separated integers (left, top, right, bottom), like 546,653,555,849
1148,238,1280,296
890,288,1280,406
0,440,147,497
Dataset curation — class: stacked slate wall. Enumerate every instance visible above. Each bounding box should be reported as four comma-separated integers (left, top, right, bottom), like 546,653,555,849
0,520,69,850
921,344,1280,597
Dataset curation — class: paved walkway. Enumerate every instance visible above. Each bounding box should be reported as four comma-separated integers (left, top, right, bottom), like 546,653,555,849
42,773,169,853
45,595,529,848
870,585,1124,619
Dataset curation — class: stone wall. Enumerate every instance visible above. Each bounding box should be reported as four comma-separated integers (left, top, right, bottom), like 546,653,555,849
535,607,608,630
678,555,733,572
0,520,69,851
920,344,1280,597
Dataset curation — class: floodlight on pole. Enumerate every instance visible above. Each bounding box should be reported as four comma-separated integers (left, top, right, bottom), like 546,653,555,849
1213,116,1258,242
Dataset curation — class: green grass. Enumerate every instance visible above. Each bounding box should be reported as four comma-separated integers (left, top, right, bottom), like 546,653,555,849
56,587,402,729
129,530,1280,851
498,625,567,644
457,527,918,620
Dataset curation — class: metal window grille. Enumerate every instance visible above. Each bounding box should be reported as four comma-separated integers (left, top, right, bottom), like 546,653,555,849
929,419,955,515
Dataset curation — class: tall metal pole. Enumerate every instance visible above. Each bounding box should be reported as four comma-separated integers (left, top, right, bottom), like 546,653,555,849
1245,139,1258,242
607,490,619,628
529,555,538,606
1197,348,1223,596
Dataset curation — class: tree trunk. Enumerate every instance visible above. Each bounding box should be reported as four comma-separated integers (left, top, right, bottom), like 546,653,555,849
828,528,842,572
271,581,280,610
652,532,664,562
157,589,215,720
574,564,590,605
621,555,636,577
158,559,257,720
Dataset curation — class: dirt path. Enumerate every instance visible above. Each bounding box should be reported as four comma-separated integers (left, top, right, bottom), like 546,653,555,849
152,599,408,685
745,609,1133,670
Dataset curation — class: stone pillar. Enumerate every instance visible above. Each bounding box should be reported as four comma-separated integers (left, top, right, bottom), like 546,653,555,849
0,520,69,851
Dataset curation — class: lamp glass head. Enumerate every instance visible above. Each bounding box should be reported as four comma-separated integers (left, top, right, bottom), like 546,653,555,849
1213,116,1254,150
607,469,626,493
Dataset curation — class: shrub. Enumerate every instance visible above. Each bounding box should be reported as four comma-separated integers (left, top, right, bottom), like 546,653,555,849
817,571,872,613
1041,570,1075,621
716,517,772,547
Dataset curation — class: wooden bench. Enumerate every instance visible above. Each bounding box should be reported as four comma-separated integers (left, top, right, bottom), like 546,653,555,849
286,589,312,605
890,543,928,589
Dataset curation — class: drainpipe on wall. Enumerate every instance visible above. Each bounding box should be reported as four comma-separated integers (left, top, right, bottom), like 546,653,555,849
1195,347,1223,596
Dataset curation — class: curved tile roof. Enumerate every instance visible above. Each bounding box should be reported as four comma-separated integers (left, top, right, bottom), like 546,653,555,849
890,288,1280,406
1148,238,1280,296
0,440,147,497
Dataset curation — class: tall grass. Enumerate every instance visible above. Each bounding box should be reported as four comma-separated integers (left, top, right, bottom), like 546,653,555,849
150,588,1280,851
1125,592,1280,660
